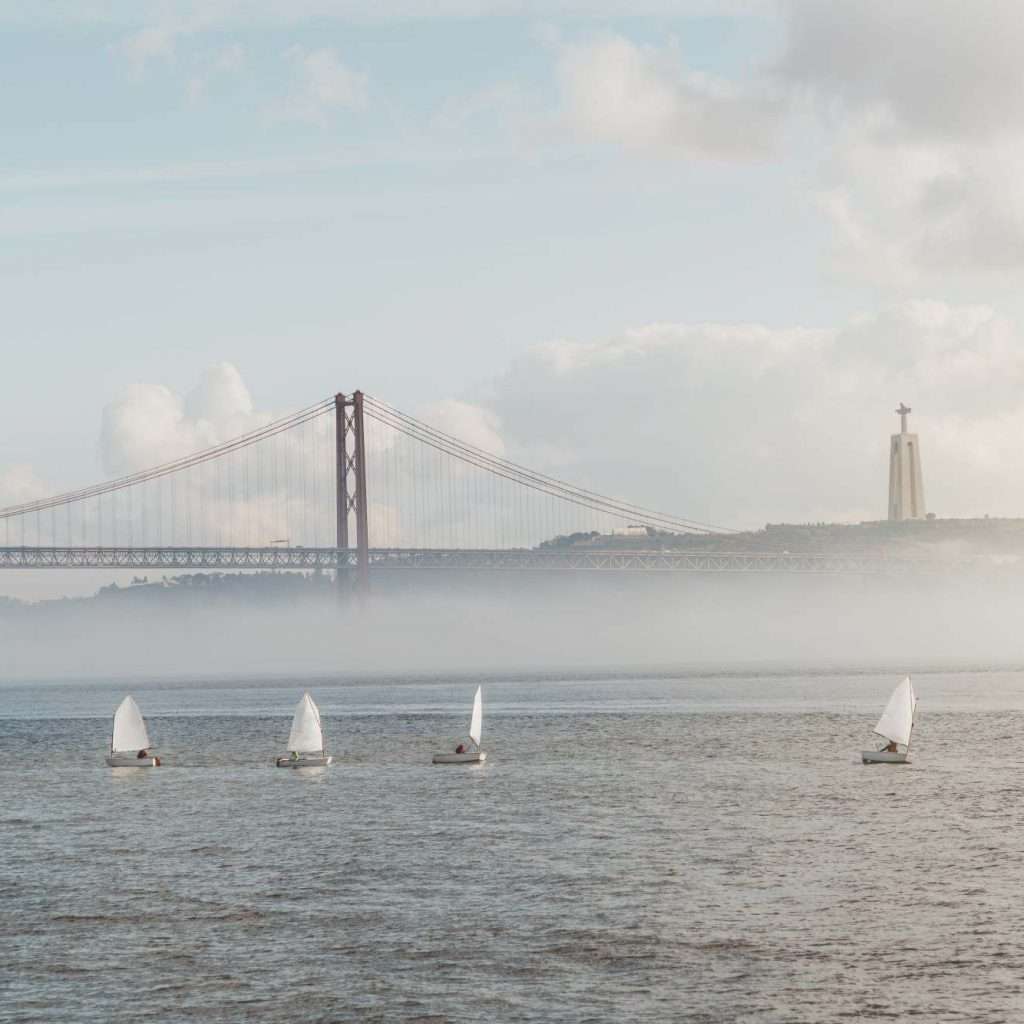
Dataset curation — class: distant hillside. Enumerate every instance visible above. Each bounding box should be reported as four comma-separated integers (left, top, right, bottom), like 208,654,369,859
543,518,1024,559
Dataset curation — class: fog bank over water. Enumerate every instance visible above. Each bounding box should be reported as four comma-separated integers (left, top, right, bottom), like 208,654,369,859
1,573,1022,683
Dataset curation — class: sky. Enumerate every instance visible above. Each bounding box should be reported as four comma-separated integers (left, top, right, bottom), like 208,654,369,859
5,0,1024,592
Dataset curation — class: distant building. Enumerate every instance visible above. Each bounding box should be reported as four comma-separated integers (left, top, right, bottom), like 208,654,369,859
611,524,649,537
888,403,926,521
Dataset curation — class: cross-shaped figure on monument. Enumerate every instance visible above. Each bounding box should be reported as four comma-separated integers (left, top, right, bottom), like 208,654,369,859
896,402,911,433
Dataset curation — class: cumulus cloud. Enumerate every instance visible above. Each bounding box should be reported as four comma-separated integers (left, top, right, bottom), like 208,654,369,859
101,362,257,475
88,363,340,548
817,120,1024,281
485,302,1024,527
779,1,1024,277
557,34,781,159
277,46,368,124
419,399,506,456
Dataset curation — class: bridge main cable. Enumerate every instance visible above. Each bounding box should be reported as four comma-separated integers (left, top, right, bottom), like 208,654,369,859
0,397,334,519
362,394,736,536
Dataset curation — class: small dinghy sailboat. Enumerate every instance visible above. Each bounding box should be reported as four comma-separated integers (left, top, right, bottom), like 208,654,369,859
276,692,333,768
106,696,160,767
862,676,917,764
433,685,486,764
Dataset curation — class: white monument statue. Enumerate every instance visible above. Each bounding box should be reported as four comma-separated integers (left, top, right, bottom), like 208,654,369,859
888,403,926,521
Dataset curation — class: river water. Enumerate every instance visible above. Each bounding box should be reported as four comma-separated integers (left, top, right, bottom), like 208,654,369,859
3,669,1024,1023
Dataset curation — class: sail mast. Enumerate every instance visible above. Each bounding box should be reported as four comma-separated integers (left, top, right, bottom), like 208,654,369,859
904,679,917,755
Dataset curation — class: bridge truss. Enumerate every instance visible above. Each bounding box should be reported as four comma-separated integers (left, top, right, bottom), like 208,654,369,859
0,545,963,575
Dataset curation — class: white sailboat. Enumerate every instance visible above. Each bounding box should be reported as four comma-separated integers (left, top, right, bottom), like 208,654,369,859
861,676,917,764
106,696,160,767
276,692,333,768
433,685,487,764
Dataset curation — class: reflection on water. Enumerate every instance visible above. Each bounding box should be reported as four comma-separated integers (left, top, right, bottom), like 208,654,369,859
284,765,330,782
3,670,1024,1022
107,766,156,785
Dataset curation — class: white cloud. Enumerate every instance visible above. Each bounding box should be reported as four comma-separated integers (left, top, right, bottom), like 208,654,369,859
420,399,506,456
93,363,336,547
780,1,1024,277
817,127,1024,282
277,46,368,124
101,363,257,475
781,0,1024,145
484,302,1024,526
557,34,781,159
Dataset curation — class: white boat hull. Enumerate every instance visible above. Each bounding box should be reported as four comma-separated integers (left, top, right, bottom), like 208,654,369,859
861,750,911,764
106,755,159,767
276,755,333,768
432,751,486,764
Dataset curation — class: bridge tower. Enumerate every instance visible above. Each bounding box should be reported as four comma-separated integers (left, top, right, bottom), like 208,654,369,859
888,403,926,521
335,392,369,591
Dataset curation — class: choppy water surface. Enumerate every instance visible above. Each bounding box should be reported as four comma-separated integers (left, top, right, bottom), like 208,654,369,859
4,669,1024,1023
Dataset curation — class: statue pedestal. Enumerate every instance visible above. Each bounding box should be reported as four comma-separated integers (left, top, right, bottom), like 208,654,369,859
888,430,926,521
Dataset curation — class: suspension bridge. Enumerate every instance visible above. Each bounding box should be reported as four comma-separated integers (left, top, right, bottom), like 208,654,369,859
0,391,936,583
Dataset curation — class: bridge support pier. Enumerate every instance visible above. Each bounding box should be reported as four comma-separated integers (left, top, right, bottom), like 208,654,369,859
335,392,370,595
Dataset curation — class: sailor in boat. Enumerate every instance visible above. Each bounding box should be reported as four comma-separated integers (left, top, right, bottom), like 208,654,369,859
883,741,898,753
455,743,466,754
137,748,161,765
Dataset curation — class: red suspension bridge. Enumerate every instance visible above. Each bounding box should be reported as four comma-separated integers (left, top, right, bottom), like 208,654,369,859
0,391,935,581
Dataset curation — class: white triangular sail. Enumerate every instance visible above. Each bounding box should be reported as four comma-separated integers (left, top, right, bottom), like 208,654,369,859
287,693,324,754
111,696,150,753
468,686,483,747
873,677,916,747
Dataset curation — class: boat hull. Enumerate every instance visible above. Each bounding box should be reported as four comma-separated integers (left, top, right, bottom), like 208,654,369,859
432,751,486,764
276,755,333,768
861,750,911,764
106,755,158,767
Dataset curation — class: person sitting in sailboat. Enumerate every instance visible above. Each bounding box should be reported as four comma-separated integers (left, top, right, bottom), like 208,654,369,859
137,748,161,765
455,743,466,754
883,741,898,753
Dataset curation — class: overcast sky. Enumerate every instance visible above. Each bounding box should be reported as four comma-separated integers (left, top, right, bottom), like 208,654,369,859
4,0,1024,568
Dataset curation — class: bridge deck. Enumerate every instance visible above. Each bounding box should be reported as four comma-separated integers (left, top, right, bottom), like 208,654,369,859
0,546,967,574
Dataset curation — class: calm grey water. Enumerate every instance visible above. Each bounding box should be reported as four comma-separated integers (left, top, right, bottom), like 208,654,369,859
3,669,1024,1023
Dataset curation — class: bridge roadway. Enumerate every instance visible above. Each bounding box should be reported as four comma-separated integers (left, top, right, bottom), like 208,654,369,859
0,546,965,574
